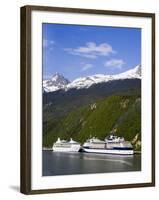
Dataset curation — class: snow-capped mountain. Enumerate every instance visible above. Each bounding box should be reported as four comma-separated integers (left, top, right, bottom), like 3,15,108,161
43,73,70,92
43,65,141,92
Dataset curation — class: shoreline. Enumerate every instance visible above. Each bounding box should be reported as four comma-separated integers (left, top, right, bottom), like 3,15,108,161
42,147,141,155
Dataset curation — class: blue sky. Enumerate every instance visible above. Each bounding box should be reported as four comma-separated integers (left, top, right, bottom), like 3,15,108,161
42,23,141,81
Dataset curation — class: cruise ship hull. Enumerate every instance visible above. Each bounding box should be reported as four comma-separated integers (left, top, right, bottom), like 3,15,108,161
53,145,81,152
82,148,134,155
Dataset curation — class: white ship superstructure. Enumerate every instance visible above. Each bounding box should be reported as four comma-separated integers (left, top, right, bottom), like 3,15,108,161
82,135,134,155
52,138,81,152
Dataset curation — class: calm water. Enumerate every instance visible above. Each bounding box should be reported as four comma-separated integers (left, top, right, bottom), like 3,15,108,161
42,150,141,176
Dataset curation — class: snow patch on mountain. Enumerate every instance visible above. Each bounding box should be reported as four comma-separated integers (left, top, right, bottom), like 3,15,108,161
66,65,141,90
43,73,70,92
43,65,141,92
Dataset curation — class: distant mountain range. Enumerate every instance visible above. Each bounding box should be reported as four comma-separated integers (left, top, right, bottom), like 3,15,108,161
43,65,141,93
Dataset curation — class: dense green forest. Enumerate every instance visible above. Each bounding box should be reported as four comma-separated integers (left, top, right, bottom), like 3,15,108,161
43,93,141,151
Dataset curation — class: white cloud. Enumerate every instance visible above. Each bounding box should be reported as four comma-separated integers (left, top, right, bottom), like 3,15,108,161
43,39,55,49
64,42,115,59
104,59,125,68
82,64,93,71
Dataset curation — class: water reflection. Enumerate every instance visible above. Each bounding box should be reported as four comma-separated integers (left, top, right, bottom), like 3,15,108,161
42,151,141,176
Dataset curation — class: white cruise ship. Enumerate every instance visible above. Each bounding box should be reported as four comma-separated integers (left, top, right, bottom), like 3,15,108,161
82,135,134,155
52,138,81,152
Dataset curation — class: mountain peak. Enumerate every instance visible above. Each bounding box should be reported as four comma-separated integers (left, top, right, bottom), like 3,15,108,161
115,64,141,79
43,73,70,92
134,64,141,76
51,73,66,81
